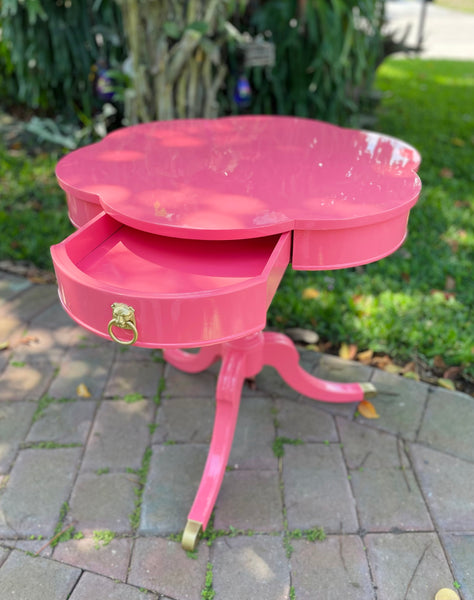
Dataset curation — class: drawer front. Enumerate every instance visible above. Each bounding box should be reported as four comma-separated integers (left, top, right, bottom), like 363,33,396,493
51,214,291,348
292,212,410,270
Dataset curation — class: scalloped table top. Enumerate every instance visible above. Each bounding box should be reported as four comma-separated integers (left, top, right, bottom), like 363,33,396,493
56,115,421,241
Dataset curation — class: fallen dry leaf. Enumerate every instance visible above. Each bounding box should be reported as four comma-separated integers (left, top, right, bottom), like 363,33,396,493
384,364,403,375
357,349,374,365
445,239,459,253
439,168,454,179
358,400,380,419
0,341,9,351
319,341,333,352
339,343,358,361
443,366,462,380
435,588,460,600
76,383,92,398
403,371,420,381
302,287,320,300
402,361,416,374
15,335,39,347
430,289,456,300
433,355,447,370
445,276,456,291
371,354,393,369
437,378,456,391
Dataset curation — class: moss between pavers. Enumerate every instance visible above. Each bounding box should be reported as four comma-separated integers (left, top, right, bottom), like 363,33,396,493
128,447,152,530
32,395,76,423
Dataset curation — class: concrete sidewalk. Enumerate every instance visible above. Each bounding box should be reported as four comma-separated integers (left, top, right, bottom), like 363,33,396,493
385,0,474,59
1,271,473,599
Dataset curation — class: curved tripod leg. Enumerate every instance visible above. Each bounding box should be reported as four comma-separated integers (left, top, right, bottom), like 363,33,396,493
163,345,222,374
182,349,245,550
262,332,375,403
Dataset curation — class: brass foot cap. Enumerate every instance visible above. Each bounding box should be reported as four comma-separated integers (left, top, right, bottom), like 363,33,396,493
360,382,377,400
182,519,203,551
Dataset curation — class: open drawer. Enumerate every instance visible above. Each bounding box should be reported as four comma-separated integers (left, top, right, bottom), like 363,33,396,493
51,213,291,348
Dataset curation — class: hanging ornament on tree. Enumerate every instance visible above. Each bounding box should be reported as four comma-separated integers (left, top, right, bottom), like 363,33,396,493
94,60,115,102
233,74,252,110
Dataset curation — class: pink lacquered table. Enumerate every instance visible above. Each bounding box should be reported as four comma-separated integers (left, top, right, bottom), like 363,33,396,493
50,116,421,549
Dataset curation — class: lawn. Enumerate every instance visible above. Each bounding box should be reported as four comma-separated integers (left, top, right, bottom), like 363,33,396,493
0,58,472,385
269,59,473,381
0,140,73,272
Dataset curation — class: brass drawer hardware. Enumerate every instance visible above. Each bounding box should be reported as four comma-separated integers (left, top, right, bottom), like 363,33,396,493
108,302,138,345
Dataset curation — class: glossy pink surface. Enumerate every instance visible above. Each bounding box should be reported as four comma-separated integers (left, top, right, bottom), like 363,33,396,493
56,116,421,240
165,331,369,534
51,213,291,347
51,117,422,544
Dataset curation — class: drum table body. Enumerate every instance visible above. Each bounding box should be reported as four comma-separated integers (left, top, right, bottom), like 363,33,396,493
51,116,421,549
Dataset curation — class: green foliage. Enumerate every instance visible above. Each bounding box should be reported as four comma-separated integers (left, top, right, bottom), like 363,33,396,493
201,562,215,600
128,447,152,530
51,502,83,547
269,59,474,377
288,526,326,542
92,529,115,549
234,0,384,124
0,0,125,117
123,393,144,404
272,437,304,458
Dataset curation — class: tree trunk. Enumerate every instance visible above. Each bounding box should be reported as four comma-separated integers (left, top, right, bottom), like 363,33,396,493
115,0,231,122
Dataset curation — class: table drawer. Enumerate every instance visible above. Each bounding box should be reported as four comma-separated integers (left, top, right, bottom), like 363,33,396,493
51,213,291,348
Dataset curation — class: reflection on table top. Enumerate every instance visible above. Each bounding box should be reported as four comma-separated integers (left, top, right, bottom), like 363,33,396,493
56,115,421,240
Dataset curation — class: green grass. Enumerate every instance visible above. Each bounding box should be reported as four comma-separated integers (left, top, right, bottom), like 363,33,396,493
0,59,472,380
269,59,473,377
0,145,73,270
437,0,474,14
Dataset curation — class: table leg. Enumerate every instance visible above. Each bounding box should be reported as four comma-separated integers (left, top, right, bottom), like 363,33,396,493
262,332,375,402
182,348,245,551
163,346,222,373
172,331,374,549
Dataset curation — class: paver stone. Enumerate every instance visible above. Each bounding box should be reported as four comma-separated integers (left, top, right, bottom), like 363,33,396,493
214,470,283,531
212,536,290,600
81,399,153,471
440,533,474,600
0,549,80,600
70,571,157,600
0,448,81,537
128,537,208,600
411,444,474,531
418,387,474,461
283,444,358,533
54,536,133,581
365,532,455,600
291,535,375,599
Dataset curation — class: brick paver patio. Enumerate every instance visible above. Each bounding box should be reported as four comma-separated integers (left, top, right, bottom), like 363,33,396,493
1,271,473,599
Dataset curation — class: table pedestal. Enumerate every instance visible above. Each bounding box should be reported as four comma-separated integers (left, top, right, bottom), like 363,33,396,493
164,331,375,550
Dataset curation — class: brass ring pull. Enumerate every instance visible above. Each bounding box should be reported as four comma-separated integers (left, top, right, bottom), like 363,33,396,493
108,302,138,346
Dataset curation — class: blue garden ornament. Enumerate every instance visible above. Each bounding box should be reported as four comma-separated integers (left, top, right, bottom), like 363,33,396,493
234,75,252,109
95,61,115,102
